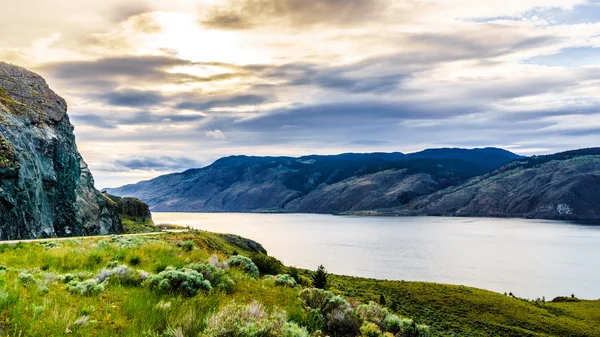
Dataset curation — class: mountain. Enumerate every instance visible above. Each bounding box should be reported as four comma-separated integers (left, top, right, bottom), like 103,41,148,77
0,62,122,239
404,148,600,220
105,148,522,213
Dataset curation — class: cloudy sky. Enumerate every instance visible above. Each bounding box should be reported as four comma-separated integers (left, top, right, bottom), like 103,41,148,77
2,0,600,188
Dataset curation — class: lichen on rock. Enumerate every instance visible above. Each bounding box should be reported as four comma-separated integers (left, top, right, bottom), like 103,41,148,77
0,62,122,239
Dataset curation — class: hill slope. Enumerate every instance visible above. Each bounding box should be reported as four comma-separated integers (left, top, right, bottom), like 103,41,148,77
105,148,522,213
404,148,600,220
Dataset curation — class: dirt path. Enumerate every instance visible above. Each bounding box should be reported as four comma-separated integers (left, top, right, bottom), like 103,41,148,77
0,230,188,245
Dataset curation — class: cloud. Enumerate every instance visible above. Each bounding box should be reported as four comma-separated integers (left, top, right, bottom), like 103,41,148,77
71,111,205,128
201,0,384,29
176,94,270,111
98,89,164,107
205,130,227,140
111,156,202,171
40,55,193,82
71,114,117,129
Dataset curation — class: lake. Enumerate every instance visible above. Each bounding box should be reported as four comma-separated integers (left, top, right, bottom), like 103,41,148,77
152,213,600,300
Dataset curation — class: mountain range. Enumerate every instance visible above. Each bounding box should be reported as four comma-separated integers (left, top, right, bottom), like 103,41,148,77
106,147,600,220
105,148,517,212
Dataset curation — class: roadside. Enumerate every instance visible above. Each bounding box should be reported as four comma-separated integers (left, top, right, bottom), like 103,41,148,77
0,229,189,245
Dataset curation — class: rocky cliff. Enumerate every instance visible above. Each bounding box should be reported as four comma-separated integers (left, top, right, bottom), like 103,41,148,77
106,148,522,213
404,148,600,220
0,62,122,239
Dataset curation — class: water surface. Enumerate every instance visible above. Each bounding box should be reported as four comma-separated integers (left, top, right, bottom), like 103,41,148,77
153,213,600,300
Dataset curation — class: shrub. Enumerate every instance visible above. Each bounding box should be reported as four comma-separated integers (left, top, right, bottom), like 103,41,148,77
96,265,146,286
129,255,142,266
86,252,103,268
187,262,235,293
58,273,76,283
18,272,35,286
209,255,228,270
312,265,329,289
360,322,382,337
357,302,389,329
298,275,313,287
145,267,211,296
251,254,284,276
203,301,308,337
227,256,259,278
180,240,195,252
305,309,326,332
326,308,360,337
107,261,119,268
187,263,225,285
39,241,60,249
289,267,299,283
274,274,298,288
66,279,105,296
299,289,359,337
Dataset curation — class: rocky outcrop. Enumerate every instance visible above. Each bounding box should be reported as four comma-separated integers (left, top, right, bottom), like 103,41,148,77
104,193,153,223
106,149,522,213
0,62,121,239
405,149,600,220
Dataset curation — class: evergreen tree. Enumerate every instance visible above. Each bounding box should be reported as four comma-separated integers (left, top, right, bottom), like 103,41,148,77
312,265,329,289
379,294,386,306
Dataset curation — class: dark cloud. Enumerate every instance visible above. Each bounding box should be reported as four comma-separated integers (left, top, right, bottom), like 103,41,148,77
176,94,269,111
112,156,201,171
71,114,117,129
201,0,384,29
38,56,230,90
108,2,153,23
98,89,164,108
203,14,252,30
212,100,485,133
70,111,205,129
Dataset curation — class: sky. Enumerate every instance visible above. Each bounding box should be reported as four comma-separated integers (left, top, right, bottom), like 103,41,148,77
2,0,600,188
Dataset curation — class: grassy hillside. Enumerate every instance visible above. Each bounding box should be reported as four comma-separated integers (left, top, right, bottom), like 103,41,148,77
0,231,597,337
330,276,600,337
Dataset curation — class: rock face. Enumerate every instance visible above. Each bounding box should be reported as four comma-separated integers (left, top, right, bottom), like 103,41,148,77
405,149,600,220
106,148,522,213
104,193,153,223
0,62,122,239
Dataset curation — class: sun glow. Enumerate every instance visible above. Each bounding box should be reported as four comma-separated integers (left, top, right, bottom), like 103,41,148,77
135,12,271,65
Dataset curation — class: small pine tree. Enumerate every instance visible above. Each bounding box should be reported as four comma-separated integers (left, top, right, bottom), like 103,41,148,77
312,265,329,289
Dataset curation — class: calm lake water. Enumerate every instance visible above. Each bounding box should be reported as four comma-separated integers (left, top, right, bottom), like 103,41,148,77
153,213,600,300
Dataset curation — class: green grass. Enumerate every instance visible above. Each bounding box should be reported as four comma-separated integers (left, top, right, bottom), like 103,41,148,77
120,216,161,234
0,231,597,336
329,276,600,337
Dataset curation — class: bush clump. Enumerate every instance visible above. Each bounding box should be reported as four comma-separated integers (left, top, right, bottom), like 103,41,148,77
251,254,285,276
357,302,430,337
299,288,360,337
96,265,148,286
18,272,36,286
227,256,259,278
57,273,76,284
39,241,60,249
187,263,234,293
273,274,298,288
145,267,211,296
66,279,105,296
202,301,308,337
180,240,195,252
